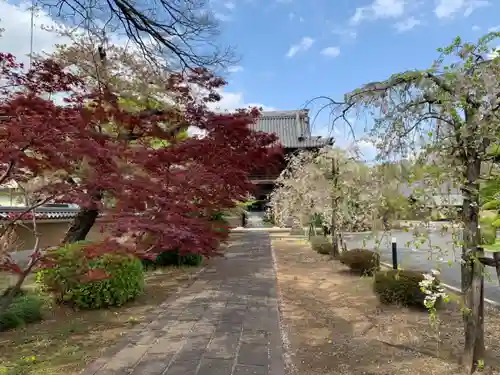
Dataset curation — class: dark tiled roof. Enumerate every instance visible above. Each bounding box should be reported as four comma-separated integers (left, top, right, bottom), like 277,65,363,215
254,110,333,149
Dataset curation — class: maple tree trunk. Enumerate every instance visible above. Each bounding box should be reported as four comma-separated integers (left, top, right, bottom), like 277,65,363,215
461,155,485,374
62,191,102,244
62,208,99,244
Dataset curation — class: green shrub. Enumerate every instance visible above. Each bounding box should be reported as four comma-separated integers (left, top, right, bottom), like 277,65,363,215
1,286,27,299
0,294,44,331
141,249,204,268
37,242,145,309
310,236,331,255
373,269,441,308
339,249,380,275
492,219,500,228
479,216,497,245
482,200,500,210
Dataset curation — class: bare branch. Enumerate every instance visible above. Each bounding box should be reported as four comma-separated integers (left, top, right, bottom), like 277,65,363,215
39,0,236,71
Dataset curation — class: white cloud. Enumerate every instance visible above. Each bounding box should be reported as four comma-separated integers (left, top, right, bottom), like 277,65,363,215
332,27,357,41
357,139,378,160
472,25,481,31
286,36,314,58
394,17,421,32
208,91,275,113
224,1,235,9
0,1,269,117
288,12,304,22
227,65,244,73
349,0,406,25
320,46,340,57
213,12,232,21
434,0,463,18
0,1,68,64
488,25,500,32
434,0,490,19
487,45,500,59
463,0,489,16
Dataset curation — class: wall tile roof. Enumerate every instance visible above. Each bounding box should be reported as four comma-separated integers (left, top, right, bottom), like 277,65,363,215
0,206,81,220
254,110,333,149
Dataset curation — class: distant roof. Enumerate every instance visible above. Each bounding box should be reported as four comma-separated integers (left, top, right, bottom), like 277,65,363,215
399,181,461,198
432,194,464,207
254,110,333,149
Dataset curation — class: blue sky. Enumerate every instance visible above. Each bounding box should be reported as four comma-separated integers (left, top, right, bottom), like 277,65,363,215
210,0,499,136
0,0,498,152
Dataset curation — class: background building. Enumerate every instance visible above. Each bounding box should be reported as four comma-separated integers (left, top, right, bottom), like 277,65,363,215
248,109,333,211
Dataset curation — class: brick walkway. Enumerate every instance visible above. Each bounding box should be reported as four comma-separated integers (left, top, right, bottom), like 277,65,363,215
82,232,285,375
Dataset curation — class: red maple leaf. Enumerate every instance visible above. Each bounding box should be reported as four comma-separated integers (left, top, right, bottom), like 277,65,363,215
0,52,282,284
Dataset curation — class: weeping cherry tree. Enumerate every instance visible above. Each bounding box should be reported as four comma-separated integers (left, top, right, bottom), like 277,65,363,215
326,33,500,373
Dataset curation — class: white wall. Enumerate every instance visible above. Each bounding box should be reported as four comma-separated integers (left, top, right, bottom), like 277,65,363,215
0,190,24,206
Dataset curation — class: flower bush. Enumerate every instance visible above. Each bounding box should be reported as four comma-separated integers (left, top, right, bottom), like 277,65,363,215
419,270,448,312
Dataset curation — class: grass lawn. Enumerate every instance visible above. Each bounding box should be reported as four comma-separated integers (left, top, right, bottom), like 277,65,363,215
0,265,202,375
271,233,500,374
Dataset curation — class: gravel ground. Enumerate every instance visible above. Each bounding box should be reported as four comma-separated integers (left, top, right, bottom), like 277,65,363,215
271,236,500,375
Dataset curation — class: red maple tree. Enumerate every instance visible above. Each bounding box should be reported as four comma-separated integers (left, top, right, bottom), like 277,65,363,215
0,51,281,305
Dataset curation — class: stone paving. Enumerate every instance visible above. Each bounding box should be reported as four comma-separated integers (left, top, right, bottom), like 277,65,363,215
82,232,285,375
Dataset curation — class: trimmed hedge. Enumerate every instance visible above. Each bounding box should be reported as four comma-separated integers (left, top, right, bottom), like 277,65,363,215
482,200,500,210
339,249,380,275
480,216,497,245
310,236,331,255
37,242,145,309
373,269,441,308
0,293,44,331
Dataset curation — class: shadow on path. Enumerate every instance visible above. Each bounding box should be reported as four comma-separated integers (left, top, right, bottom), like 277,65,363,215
82,232,285,375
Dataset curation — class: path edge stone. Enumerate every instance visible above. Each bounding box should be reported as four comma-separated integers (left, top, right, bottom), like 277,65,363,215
79,264,208,375
268,236,297,375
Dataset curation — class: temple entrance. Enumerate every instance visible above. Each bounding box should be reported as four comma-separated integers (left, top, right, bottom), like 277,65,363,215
245,211,266,228
248,183,274,212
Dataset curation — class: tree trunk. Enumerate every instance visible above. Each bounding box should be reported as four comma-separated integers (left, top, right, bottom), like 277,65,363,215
493,252,500,286
461,155,485,374
330,157,340,258
62,191,103,244
308,221,314,240
330,215,340,258
62,208,100,244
